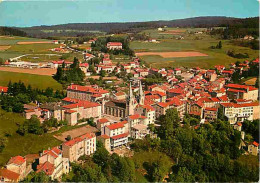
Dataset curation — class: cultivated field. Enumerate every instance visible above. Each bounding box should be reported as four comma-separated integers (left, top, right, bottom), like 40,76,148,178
0,67,56,76
136,51,208,58
17,41,53,45
0,71,62,90
0,45,11,51
130,28,259,68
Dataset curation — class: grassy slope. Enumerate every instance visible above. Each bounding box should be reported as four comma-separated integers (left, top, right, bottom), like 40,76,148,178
0,109,61,166
0,109,91,166
130,28,259,68
0,71,62,90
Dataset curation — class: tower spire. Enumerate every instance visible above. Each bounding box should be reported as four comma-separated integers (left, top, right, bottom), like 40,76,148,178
139,80,145,105
129,82,133,98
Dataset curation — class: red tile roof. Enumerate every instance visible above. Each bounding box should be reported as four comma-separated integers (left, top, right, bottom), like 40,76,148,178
42,147,61,159
237,122,242,126
107,42,122,46
63,133,95,147
129,114,146,120
111,132,129,140
67,84,109,94
0,86,8,93
225,84,257,91
37,161,55,175
100,134,110,139
8,156,26,166
168,88,183,94
0,169,20,181
157,102,169,108
106,122,125,130
138,104,155,111
253,141,259,147
98,118,109,124
204,107,217,111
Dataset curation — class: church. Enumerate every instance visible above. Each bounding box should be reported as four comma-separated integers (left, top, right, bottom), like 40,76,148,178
103,81,145,119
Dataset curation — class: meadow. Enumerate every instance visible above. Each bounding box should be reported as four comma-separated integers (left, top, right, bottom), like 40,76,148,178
130,28,259,68
0,71,62,90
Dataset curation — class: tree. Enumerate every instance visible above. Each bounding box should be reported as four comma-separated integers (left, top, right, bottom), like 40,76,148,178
217,41,222,49
0,57,4,65
158,108,180,139
0,134,7,153
93,142,110,169
217,106,225,121
18,115,44,135
100,70,106,77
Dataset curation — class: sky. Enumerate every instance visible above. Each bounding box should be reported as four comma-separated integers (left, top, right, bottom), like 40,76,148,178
0,0,259,27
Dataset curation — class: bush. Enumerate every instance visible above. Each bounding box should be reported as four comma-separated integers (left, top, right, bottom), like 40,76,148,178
227,50,249,59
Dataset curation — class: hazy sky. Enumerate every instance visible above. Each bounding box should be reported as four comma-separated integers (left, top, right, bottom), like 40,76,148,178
0,0,259,27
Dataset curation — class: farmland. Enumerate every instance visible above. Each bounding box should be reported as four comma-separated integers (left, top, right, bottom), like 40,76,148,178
0,36,84,62
0,70,62,90
130,28,259,68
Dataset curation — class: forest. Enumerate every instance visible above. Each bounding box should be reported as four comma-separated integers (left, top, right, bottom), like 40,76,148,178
16,16,258,38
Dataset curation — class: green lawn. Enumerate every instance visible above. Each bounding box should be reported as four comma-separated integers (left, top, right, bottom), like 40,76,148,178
0,71,62,90
130,30,259,68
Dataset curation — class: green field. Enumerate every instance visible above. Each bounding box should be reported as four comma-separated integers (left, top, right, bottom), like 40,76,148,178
130,28,259,68
20,54,61,62
0,71,62,90
0,36,49,45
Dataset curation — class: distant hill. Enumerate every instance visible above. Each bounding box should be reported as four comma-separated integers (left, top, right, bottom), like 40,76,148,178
0,26,27,37
14,16,259,38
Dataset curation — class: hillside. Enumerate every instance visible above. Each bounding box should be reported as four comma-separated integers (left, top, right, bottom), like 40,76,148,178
19,16,258,38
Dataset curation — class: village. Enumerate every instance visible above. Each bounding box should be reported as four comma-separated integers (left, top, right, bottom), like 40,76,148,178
0,38,259,181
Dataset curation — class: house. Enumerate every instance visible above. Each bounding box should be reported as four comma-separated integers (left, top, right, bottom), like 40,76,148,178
79,63,89,74
37,147,69,180
220,102,259,124
0,169,20,182
62,133,96,162
104,121,128,149
49,60,73,69
0,86,8,94
63,100,102,126
66,84,110,101
225,84,258,101
102,58,112,65
135,104,155,125
203,107,218,121
248,141,259,156
131,124,149,139
174,68,181,75
233,122,242,131
84,53,95,61
5,156,27,180
107,42,123,50
97,118,111,134
98,134,111,151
